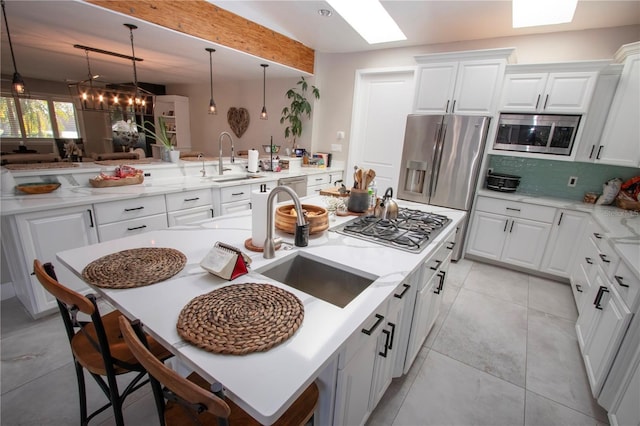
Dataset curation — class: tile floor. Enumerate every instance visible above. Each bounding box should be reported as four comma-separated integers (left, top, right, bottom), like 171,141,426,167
0,260,608,426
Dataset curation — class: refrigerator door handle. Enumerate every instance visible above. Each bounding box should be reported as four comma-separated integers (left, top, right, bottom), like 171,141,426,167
431,123,447,197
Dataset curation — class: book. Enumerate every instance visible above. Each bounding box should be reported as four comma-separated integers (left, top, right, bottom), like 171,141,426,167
200,242,251,280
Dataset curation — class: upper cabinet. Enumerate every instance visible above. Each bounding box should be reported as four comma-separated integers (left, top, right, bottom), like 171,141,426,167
591,43,640,168
154,95,192,152
413,48,515,115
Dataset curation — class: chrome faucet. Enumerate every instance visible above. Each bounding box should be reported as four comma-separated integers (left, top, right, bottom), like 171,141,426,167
218,131,235,175
264,186,309,259
198,153,206,177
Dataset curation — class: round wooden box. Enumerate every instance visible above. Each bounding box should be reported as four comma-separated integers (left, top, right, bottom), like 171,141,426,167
275,204,329,235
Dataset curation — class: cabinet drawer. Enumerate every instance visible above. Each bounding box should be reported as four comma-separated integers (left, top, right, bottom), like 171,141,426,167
221,184,251,203
591,232,619,277
612,259,639,309
308,173,330,186
94,195,166,224
97,213,168,242
166,189,212,212
475,196,556,223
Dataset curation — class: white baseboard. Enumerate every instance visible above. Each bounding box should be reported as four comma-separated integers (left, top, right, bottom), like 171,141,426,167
1,281,16,301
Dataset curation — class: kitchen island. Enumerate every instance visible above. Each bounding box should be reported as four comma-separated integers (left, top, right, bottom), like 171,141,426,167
55,195,466,425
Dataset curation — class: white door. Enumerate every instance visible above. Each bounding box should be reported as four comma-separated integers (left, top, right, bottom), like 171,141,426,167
347,68,415,193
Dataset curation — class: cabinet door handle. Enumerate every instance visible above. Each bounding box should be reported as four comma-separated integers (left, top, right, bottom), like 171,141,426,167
430,259,442,271
543,94,549,110
210,208,214,217
387,322,396,350
361,314,384,335
506,207,521,212
124,206,144,212
231,192,244,196
535,94,541,109
585,257,593,265
589,145,595,159
184,197,200,202
379,329,391,358
614,275,629,288
557,212,564,226
127,224,147,231
509,220,515,233
593,286,609,310
87,209,94,228
434,271,445,294
394,283,411,299
446,241,456,250
576,284,583,293
504,219,509,232
596,146,603,160
599,253,610,263
593,233,602,239
451,100,456,113
445,100,450,113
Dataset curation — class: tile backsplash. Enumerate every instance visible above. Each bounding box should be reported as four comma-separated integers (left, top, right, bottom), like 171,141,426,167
487,155,640,201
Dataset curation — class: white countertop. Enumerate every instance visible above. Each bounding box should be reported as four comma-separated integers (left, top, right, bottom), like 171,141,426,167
477,189,640,276
55,195,466,424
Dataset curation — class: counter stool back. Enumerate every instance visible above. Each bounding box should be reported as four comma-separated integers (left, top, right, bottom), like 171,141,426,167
119,316,319,426
33,259,172,426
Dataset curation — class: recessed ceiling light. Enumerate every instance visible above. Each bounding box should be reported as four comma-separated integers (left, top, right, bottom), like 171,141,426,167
326,0,406,44
512,0,578,28
318,9,332,17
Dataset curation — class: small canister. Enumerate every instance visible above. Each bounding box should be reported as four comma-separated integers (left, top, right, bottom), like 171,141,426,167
347,189,370,213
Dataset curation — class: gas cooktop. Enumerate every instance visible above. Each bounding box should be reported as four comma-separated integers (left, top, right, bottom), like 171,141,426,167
330,208,451,253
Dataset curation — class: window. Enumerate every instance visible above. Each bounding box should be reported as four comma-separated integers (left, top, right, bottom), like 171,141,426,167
0,95,80,140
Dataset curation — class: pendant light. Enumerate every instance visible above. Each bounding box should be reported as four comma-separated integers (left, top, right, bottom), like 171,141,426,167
1,0,26,96
260,64,269,120
124,23,145,112
206,48,217,115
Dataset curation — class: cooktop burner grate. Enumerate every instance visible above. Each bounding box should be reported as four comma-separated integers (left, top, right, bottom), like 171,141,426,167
331,208,451,253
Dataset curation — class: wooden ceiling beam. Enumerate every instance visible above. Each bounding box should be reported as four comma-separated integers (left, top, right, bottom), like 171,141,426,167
84,0,315,74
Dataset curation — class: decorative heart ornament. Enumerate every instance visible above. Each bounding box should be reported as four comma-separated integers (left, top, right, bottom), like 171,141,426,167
227,107,250,138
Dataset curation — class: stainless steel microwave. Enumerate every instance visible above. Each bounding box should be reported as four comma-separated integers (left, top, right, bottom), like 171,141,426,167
493,113,581,156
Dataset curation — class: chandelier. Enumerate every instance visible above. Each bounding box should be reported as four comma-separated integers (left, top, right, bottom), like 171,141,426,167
67,24,152,113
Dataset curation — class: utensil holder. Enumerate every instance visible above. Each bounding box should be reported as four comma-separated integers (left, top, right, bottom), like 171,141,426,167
348,189,370,213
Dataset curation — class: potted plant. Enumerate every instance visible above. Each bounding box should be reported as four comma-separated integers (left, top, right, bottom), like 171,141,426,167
139,116,178,162
280,77,320,150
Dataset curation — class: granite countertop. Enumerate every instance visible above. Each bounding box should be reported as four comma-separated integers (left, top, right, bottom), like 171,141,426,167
55,195,465,424
477,189,640,275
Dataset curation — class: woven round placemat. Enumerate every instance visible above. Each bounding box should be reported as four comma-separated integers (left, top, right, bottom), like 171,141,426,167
177,283,304,355
82,247,186,289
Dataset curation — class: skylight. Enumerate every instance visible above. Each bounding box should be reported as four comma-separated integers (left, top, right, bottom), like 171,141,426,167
512,0,578,28
326,0,406,44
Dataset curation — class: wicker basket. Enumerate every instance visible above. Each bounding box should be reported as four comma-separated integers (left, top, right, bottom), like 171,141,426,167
89,174,144,188
275,204,329,235
615,195,640,211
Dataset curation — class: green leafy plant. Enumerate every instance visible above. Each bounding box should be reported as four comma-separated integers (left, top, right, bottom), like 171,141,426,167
280,77,320,148
138,116,174,150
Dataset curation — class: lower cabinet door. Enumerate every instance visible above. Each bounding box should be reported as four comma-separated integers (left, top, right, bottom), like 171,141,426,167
466,211,509,260
541,210,588,278
221,201,251,215
501,218,551,269
168,206,214,227
404,272,438,374
97,214,168,242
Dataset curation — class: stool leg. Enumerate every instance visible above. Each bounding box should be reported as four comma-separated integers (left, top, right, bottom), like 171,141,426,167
74,361,89,426
106,373,125,426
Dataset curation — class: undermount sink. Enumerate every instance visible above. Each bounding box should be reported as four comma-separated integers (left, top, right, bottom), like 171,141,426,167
258,253,377,308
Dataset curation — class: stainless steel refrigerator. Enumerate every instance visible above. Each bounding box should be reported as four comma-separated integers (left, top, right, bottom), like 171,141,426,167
397,114,491,260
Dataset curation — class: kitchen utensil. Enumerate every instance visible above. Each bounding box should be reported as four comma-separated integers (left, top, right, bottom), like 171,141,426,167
353,165,359,189
365,169,376,189
374,187,399,220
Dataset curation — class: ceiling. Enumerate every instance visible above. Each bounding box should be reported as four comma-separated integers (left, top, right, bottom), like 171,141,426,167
1,0,638,88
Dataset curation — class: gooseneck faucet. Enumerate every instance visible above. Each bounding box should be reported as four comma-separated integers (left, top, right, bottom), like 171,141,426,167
218,131,235,175
264,186,309,259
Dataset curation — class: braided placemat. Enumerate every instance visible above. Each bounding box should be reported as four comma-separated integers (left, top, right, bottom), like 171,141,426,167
82,248,186,289
177,283,304,355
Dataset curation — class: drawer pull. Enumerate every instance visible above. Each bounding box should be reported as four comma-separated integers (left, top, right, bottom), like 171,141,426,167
127,224,147,231
315,178,323,181
588,145,595,159
593,286,609,310
231,192,245,196
379,329,391,358
503,219,509,232
394,283,411,299
557,212,564,226
87,209,94,228
614,275,629,288
124,206,144,212
430,259,442,271
593,232,602,239
506,207,521,212
599,253,610,263
585,257,593,265
446,242,456,250
576,284,583,293
184,197,200,202
596,145,603,160
361,314,384,335
509,220,515,233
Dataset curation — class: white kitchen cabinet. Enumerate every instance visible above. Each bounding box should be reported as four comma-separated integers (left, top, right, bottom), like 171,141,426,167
166,188,214,227
215,184,252,216
607,338,640,426
94,195,168,242
594,44,640,167
391,274,418,378
540,209,589,278
168,207,214,227
154,95,192,152
499,71,597,113
467,197,554,270
306,172,332,196
414,58,509,115
370,297,401,410
1,205,98,317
